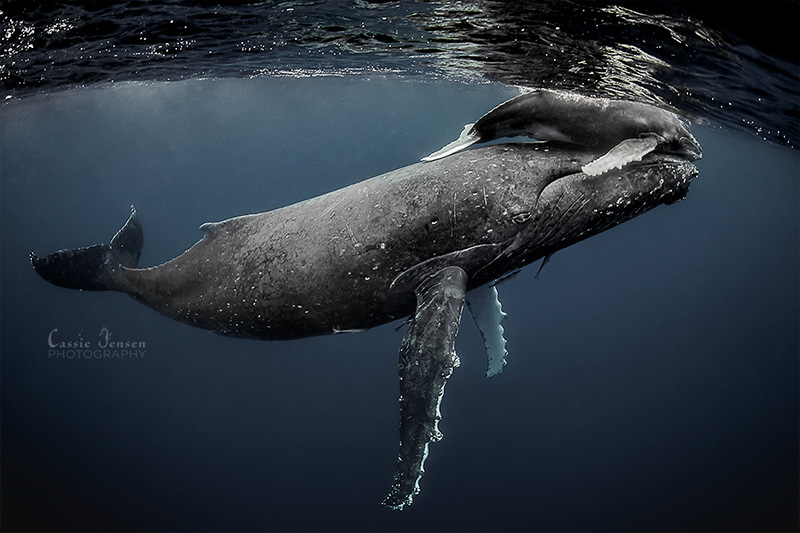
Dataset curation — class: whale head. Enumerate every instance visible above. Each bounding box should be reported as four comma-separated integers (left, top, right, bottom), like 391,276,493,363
469,144,698,284
528,150,695,262
652,117,703,162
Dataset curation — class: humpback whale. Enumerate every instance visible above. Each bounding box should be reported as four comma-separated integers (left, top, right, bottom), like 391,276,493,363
31,142,698,509
422,89,702,176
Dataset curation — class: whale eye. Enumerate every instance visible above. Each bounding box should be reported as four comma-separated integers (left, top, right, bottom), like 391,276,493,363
511,212,531,224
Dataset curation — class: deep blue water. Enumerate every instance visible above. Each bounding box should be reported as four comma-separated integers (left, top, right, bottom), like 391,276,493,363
2,76,798,532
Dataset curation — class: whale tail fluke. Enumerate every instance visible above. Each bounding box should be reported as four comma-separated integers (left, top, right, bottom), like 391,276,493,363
30,206,143,292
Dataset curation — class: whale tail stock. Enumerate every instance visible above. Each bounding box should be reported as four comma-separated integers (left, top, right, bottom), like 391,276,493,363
30,206,143,292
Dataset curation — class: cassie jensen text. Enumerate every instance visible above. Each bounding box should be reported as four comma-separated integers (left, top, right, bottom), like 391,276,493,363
47,328,146,359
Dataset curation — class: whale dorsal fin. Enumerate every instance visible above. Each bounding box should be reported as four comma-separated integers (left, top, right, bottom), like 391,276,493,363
383,266,468,510
466,282,508,378
199,221,223,236
199,214,254,237
581,136,660,176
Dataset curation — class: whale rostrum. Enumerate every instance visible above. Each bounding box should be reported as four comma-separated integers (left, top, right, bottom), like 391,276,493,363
32,142,698,509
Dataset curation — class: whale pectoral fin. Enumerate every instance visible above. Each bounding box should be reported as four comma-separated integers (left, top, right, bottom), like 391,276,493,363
421,123,479,161
581,136,660,176
383,266,468,510
466,282,508,378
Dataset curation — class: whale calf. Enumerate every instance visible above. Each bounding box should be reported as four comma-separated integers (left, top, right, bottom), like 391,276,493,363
422,89,702,176
31,142,698,509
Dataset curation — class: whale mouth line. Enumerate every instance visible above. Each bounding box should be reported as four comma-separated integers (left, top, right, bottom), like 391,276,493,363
627,151,694,167
539,151,696,200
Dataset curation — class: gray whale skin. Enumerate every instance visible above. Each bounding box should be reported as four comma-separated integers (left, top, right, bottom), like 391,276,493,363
31,142,697,509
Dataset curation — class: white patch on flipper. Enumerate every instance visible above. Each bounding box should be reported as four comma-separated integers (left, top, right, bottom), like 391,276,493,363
422,123,479,162
581,136,660,176
466,282,508,378
332,327,368,334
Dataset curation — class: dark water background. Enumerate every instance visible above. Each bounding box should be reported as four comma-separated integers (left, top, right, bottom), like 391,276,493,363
1,2,799,532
